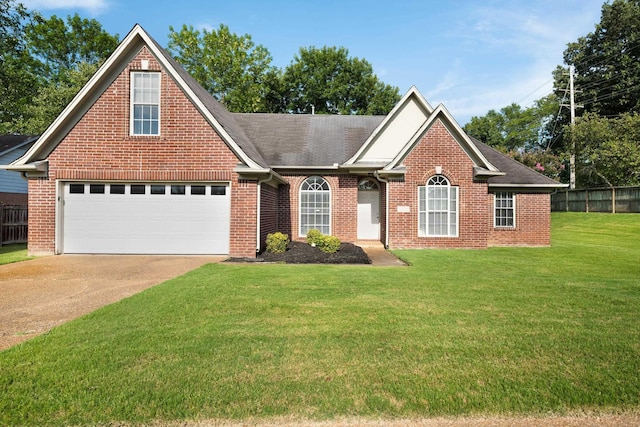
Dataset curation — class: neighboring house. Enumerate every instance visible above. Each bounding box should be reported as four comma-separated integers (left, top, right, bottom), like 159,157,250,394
0,135,38,205
4,25,565,257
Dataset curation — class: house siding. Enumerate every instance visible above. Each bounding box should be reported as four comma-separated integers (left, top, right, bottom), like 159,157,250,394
0,146,29,195
387,119,489,249
488,193,551,246
27,46,257,257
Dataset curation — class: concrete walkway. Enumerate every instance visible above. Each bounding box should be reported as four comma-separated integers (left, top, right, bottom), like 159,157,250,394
357,242,407,267
0,255,223,350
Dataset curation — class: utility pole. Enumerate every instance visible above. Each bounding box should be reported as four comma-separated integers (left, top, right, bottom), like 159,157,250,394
569,65,577,189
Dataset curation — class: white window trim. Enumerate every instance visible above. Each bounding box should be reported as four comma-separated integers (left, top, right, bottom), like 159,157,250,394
418,176,459,238
299,176,331,237
130,71,161,136
494,192,516,228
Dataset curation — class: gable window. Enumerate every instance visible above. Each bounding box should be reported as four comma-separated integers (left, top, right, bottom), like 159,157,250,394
300,176,330,236
418,175,458,237
494,192,515,228
131,72,160,135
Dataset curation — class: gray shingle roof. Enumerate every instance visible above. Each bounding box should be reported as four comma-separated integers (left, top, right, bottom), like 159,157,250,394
470,137,564,187
232,114,384,167
147,34,269,168
0,135,38,155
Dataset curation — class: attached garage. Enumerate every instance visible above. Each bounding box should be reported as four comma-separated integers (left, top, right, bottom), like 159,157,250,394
61,182,230,255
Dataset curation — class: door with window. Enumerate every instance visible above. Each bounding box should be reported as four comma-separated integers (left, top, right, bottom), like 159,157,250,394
357,179,380,240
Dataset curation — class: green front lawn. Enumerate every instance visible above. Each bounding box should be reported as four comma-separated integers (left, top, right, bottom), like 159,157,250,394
1,213,639,426
0,243,30,265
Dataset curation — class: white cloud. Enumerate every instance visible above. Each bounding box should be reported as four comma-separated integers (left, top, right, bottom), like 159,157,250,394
20,0,109,15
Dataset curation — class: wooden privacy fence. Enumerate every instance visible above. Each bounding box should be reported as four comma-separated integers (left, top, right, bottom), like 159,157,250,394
551,187,640,213
0,205,28,246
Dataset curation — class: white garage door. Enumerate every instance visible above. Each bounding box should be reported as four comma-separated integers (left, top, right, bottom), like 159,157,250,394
62,183,230,254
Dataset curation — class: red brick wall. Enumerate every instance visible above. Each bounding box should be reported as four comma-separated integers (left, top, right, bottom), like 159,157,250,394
259,183,279,252
387,119,489,249
487,193,551,246
28,46,257,257
278,173,359,242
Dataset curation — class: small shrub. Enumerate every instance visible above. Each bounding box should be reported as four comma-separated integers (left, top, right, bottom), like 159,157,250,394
317,235,341,254
306,229,323,246
266,232,290,254
305,229,341,254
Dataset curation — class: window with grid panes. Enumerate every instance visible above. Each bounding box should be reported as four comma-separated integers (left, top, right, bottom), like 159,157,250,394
299,176,331,236
418,175,458,237
131,72,160,135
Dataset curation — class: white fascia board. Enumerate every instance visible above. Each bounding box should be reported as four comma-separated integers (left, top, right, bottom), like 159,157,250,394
136,31,262,170
384,104,499,173
344,86,433,165
488,183,568,189
15,26,147,166
16,24,261,170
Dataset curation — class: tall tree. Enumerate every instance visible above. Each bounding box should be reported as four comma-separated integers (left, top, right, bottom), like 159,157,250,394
0,0,38,132
168,24,276,112
26,13,119,84
561,0,640,117
15,62,100,134
464,95,559,153
282,46,400,115
566,112,640,187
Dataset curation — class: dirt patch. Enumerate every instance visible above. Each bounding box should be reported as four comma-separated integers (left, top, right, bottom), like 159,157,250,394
0,255,222,351
135,412,640,427
227,241,371,264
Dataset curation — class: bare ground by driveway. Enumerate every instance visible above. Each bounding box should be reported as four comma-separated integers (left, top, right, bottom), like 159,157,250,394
0,255,223,351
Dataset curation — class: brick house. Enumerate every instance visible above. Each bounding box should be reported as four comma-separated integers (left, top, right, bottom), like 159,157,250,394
5,25,564,257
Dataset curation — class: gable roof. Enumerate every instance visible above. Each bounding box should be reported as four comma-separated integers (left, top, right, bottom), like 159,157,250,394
9,24,267,171
232,113,384,167
0,135,38,157
345,86,434,165
471,137,566,189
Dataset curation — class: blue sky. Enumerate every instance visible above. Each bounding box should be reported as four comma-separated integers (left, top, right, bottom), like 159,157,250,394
22,0,605,124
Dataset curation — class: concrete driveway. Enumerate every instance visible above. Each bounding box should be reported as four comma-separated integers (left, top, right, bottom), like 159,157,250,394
0,255,224,351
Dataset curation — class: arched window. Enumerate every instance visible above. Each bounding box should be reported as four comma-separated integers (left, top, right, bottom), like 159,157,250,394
300,176,331,236
418,175,458,237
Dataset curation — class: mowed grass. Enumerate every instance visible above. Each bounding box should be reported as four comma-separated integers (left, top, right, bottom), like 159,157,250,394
1,213,639,426
0,243,31,265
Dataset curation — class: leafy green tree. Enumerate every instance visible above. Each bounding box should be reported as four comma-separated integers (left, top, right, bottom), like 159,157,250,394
0,0,38,132
26,13,119,83
168,24,276,112
464,95,559,153
561,0,640,117
15,62,99,134
281,46,400,115
566,112,640,186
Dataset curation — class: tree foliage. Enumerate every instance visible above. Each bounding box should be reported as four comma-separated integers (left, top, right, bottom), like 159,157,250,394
464,95,559,153
26,14,119,83
566,112,640,187
0,5,118,134
168,24,276,113
281,46,400,115
0,0,37,131
562,0,640,117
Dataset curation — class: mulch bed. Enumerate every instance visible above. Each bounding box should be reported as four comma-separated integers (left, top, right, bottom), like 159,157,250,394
227,241,371,264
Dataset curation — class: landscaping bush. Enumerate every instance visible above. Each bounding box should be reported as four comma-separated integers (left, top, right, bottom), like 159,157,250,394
266,232,290,253
305,229,341,254
306,229,323,246
317,235,341,254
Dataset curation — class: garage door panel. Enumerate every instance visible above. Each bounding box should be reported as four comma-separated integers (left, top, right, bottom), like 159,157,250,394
62,183,230,254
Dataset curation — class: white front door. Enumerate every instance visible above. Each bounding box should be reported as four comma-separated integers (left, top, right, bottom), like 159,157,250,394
357,190,380,240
